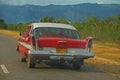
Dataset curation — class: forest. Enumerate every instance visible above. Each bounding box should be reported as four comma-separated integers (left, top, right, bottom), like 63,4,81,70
0,15,120,44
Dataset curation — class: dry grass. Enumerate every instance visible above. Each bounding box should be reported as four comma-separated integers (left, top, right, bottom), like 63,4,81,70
0,29,120,78
86,42,120,78
0,29,19,39
93,42,120,62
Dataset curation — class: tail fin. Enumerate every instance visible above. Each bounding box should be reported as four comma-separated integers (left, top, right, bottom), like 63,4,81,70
85,37,93,52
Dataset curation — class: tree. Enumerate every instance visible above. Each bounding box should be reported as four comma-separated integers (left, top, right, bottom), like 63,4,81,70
40,16,55,22
0,19,7,29
57,18,69,24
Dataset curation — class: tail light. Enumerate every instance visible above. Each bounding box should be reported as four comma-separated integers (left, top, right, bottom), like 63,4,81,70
32,36,36,46
32,36,43,50
32,36,37,50
86,37,93,52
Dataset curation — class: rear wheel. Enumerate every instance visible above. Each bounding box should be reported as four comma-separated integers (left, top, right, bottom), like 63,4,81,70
71,59,84,70
27,57,36,68
72,62,81,70
20,56,26,62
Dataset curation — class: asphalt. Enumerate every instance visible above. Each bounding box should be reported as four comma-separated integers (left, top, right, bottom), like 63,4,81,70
0,34,119,80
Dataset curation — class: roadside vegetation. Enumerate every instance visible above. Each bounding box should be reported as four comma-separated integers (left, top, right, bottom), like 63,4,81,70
0,15,120,44
0,15,120,77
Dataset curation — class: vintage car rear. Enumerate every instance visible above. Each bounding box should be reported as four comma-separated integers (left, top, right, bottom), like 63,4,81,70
17,23,94,69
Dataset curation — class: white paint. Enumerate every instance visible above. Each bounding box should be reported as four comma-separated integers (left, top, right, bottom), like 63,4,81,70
0,65,9,74
31,23,77,30
19,41,33,50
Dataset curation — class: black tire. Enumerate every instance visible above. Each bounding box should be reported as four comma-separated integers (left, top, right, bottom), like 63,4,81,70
28,63,35,68
72,62,81,70
20,56,26,62
27,57,36,68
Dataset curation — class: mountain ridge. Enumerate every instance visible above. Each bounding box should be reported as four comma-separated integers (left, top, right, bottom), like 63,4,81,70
0,3,120,24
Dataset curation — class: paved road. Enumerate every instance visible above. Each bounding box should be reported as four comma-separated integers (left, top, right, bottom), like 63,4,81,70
0,34,119,80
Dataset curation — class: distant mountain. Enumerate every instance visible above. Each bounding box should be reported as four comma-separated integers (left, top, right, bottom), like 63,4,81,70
0,3,120,24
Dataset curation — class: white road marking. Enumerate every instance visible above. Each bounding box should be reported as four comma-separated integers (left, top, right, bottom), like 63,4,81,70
0,65,9,74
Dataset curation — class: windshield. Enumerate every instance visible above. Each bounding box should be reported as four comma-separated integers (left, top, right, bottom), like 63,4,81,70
33,27,80,39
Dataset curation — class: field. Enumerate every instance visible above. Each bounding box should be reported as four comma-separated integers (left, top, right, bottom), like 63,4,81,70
0,29,120,78
0,29,19,39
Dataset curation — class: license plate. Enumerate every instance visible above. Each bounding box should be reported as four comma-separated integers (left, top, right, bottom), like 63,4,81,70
56,48,67,53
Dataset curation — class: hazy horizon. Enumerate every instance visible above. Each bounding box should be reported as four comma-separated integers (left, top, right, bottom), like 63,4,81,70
0,0,120,6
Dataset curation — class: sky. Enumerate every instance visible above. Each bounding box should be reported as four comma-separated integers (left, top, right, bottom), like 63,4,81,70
0,0,120,5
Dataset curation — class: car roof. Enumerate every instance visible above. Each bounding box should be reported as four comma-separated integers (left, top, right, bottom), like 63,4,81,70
31,23,77,31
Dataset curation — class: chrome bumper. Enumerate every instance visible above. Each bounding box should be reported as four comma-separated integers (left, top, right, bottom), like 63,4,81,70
28,50,94,60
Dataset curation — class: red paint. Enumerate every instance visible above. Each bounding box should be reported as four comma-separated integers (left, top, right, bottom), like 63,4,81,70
17,43,29,58
37,37,87,48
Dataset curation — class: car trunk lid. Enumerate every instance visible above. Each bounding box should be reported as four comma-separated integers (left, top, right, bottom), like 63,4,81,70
37,37,87,48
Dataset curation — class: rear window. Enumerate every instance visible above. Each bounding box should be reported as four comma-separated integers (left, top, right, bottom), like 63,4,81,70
33,27,80,39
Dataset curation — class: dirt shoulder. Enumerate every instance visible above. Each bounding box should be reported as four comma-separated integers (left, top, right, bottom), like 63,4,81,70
0,29,120,78
86,42,120,78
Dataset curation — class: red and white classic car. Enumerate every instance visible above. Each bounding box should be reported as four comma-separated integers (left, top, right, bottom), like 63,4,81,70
17,23,94,69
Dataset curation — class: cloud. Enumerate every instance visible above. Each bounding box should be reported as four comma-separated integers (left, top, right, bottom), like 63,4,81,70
0,0,120,5
97,1,105,4
0,0,28,5
0,0,83,5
